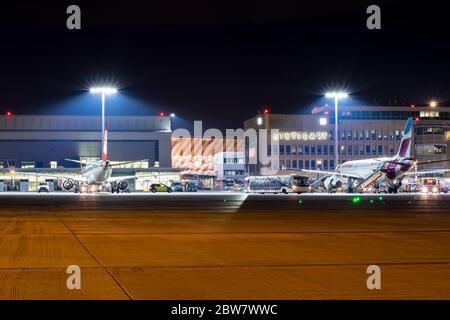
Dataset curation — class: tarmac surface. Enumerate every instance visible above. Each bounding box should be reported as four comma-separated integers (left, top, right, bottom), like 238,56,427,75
0,192,449,299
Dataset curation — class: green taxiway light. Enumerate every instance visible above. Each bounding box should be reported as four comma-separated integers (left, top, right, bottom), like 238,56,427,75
298,199,303,204
352,196,361,204
370,199,374,204
378,196,384,201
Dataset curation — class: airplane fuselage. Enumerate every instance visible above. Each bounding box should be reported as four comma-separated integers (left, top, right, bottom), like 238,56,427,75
337,157,413,188
81,161,112,185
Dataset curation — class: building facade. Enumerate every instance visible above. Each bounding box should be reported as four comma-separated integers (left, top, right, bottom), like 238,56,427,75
244,106,450,176
171,137,244,189
213,151,245,182
0,115,172,168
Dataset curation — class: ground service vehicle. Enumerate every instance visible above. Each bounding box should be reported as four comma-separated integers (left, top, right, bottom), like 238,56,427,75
185,181,198,192
422,178,442,193
245,174,310,194
150,183,173,193
171,181,184,192
402,182,424,193
37,182,50,193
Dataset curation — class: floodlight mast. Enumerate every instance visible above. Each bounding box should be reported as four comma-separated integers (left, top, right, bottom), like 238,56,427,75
89,87,117,159
325,92,349,168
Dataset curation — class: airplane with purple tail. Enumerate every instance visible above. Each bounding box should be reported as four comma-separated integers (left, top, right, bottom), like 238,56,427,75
301,118,450,193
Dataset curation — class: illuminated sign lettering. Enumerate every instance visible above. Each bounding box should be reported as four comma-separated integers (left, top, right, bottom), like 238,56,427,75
273,131,328,141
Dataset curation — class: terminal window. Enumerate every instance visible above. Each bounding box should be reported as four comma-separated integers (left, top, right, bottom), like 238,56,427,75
328,130,334,140
347,130,352,140
434,145,446,155
359,130,364,140
21,162,36,168
286,145,291,155
371,130,376,140
291,145,297,155
417,127,444,135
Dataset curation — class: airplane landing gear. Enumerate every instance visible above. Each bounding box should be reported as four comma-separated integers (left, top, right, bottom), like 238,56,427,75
388,187,398,194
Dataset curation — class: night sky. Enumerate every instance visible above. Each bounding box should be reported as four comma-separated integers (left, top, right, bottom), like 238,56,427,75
1,1,449,130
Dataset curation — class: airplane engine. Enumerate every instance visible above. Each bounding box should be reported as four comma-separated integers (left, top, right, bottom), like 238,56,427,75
323,177,343,190
392,179,403,188
118,180,129,191
62,179,75,191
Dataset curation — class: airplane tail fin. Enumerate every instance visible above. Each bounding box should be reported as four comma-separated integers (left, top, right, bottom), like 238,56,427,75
396,117,413,158
102,123,108,161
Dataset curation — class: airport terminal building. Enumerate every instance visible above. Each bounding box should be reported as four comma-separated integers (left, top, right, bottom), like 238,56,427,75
0,114,172,168
0,114,177,191
244,106,450,176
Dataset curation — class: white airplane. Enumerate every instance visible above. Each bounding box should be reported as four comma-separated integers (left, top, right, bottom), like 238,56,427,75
301,117,450,193
25,125,156,193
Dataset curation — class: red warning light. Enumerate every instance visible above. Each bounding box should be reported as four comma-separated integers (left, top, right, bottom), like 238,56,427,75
415,116,420,122
262,106,270,114
159,112,165,117
5,111,13,117
411,104,416,108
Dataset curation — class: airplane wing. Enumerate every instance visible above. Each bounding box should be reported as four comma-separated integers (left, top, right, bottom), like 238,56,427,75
109,160,149,167
403,169,450,176
107,174,159,183
19,171,86,182
64,158,100,166
299,169,364,179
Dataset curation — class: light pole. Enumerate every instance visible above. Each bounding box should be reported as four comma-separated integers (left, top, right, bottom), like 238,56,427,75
90,87,117,156
325,92,348,168
169,113,175,131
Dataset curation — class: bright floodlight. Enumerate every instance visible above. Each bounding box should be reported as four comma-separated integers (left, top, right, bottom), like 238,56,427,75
325,92,348,99
170,113,176,117
430,100,437,108
90,87,117,95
